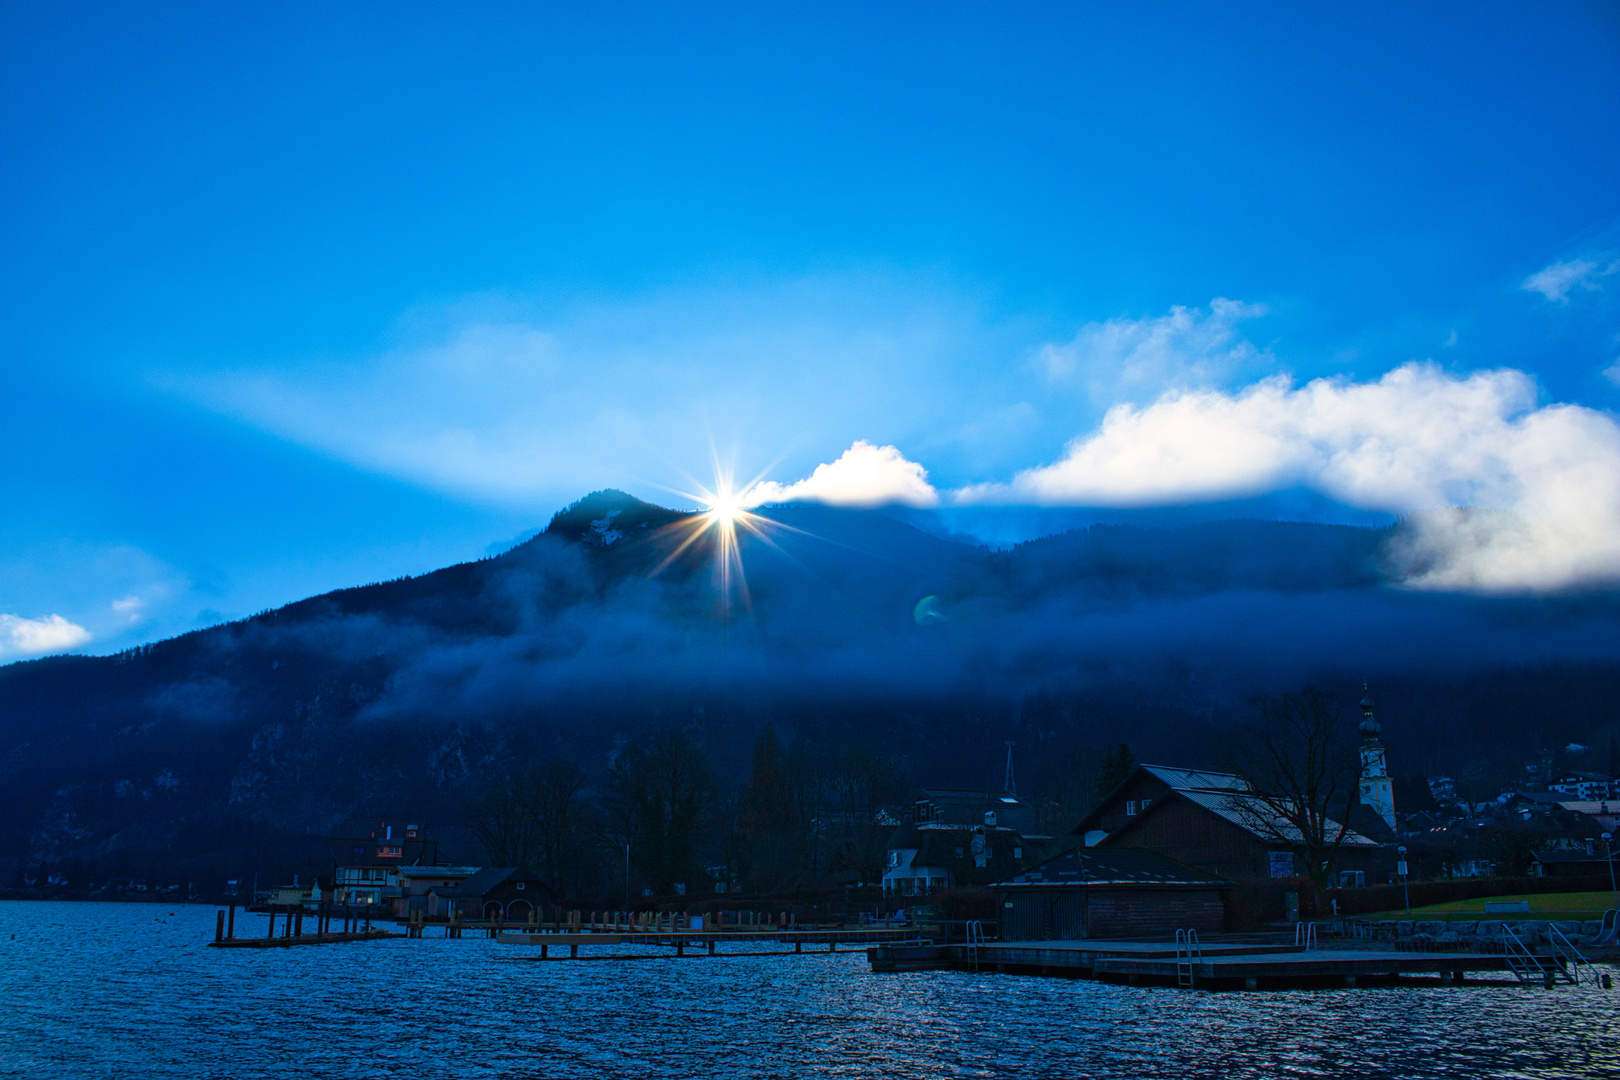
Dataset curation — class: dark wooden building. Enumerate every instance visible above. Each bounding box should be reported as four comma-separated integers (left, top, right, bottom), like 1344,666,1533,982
1099,789,1383,883
1071,765,1248,847
996,847,1230,940
1074,763,1385,886
432,867,557,921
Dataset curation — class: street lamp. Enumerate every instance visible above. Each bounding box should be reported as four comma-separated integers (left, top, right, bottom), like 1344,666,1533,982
1604,833,1617,914
1397,845,1410,913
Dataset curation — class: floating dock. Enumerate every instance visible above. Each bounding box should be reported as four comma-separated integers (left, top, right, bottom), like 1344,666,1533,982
867,936,1533,990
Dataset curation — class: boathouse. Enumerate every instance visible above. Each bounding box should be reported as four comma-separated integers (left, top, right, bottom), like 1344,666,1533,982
995,847,1229,940
431,866,556,921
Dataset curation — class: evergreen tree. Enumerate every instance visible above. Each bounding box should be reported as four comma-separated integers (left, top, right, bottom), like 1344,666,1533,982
1095,742,1136,798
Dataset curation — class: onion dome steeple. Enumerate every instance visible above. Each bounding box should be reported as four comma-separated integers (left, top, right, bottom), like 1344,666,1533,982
1358,679,1381,739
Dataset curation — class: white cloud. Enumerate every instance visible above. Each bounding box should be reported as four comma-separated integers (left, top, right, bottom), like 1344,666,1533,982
0,614,91,658
111,595,146,622
744,441,939,508
1038,298,1270,402
958,363,1620,591
1604,359,1620,388
175,276,997,506
1522,257,1613,303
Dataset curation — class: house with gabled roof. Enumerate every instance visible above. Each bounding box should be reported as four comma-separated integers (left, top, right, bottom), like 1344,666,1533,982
1073,763,1384,885
1098,786,1383,884
1071,764,1247,847
430,867,557,921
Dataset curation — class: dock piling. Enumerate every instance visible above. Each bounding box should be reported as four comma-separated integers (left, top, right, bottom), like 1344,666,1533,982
215,910,225,943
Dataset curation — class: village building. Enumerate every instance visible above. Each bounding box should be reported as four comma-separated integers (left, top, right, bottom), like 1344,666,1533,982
996,846,1230,940
1071,765,1247,847
882,789,1053,897
430,866,557,921
1073,763,1383,886
329,820,443,908
1548,771,1618,802
393,865,481,918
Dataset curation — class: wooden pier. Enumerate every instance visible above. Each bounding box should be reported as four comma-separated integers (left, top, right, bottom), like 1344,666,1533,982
867,936,1533,990
207,902,403,948
492,926,926,960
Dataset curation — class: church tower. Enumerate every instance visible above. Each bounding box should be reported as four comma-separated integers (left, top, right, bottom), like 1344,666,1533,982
1358,682,1396,831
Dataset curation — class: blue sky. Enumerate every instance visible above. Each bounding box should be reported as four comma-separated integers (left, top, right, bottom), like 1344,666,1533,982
2,2,1618,655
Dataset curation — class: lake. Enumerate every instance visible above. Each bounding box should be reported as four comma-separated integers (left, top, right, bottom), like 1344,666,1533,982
1,902,1616,1079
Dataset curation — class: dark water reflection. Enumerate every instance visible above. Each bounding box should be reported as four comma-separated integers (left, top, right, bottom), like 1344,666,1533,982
2,903,1617,1079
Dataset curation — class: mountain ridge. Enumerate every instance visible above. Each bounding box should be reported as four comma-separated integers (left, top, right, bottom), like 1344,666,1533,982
3,493,1619,894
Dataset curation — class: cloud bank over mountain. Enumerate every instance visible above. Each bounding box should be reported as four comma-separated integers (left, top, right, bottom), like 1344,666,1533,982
748,363,1620,592
167,283,1620,599
958,363,1620,591
0,613,89,658
743,441,938,509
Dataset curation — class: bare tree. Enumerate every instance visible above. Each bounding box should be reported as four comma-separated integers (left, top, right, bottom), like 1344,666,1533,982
466,771,544,867
467,759,592,894
1225,687,1363,893
820,747,906,885
532,759,591,896
605,729,713,894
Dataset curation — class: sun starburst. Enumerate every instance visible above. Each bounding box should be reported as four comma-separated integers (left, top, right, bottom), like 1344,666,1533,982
649,468,780,617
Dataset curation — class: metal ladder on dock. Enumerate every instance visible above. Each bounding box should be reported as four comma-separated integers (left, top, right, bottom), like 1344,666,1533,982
1174,928,1201,988
1499,924,1548,988
965,920,985,973
1294,921,1318,951
1544,924,1591,986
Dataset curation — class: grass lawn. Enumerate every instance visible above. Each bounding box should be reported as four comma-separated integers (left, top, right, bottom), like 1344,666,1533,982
1358,890,1619,921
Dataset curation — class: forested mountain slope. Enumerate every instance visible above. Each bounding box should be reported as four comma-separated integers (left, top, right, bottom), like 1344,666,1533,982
3,490,1618,892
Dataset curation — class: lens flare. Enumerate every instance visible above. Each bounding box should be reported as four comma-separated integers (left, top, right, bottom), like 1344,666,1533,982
650,469,786,617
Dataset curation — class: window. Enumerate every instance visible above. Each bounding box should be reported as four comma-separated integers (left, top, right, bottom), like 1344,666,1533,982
1013,847,1022,860
515,882,525,890
1125,800,1137,816
1139,797,1151,811
954,847,964,858
1268,852,1294,878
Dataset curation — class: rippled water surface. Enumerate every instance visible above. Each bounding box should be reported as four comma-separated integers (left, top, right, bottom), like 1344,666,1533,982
2,902,1618,1079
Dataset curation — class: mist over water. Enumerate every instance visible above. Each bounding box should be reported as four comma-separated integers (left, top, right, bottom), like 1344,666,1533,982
0,903,1615,1079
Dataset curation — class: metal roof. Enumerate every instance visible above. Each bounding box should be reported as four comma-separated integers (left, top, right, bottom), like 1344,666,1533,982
1171,789,1382,848
998,846,1230,889
1139,764,1249,793
432,866,551,898
397,865,481,878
